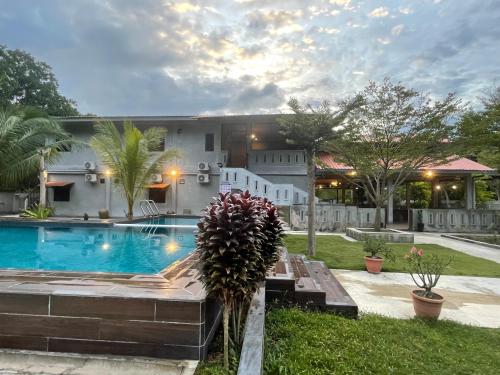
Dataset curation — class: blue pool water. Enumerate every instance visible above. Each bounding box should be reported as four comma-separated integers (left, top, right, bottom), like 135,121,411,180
136,216,200,227
0,224,197,274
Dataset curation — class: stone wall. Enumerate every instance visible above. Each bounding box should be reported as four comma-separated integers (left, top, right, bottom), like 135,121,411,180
410,209,500,233
290,204,385,231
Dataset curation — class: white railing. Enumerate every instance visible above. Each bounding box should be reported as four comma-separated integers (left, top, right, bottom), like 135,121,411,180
221,168,309,206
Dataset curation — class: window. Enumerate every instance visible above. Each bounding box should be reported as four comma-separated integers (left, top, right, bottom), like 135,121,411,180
335,211,340,222
287,154,291,163
245,176,249,186
284,189,288,200
53,187,70,202
225,172,229,181
234,172,237,181
264,185,268,194
276,189,280,200
450,214,454,225
148,188,166,203
205,134,214,152
295,155,299,163
255,181,258,191
429,213,434,225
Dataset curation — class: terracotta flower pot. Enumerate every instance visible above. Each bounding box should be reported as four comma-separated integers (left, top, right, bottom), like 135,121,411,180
364,256,384,274
411,290,444,319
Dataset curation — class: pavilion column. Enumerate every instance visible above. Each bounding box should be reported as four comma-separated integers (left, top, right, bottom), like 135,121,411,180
387,178,394,224
465,175,476,210
431,180,440,209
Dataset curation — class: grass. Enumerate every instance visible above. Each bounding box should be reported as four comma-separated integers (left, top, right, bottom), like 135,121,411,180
264,308,500,375
196,309,500,375
284,234,500,277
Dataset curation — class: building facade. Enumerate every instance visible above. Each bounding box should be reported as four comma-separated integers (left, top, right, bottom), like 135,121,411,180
45,115,309,218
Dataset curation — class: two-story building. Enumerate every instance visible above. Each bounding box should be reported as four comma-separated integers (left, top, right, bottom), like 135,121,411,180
45,115,310,218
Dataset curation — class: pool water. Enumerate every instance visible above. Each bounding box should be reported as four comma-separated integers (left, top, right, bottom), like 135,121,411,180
135,216,199,227
0,225,197,274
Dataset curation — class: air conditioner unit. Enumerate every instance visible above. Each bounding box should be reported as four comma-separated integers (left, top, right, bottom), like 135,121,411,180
151,173,163,183
198,161,210,171
84,161,96,171
85,173,98,183
197,173,210,184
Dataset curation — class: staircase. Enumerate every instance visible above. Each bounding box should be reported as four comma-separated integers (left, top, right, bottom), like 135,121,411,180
220,167,309,206
266,248,358,317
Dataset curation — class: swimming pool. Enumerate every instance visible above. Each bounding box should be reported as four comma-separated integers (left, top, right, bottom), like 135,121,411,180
120,216,199,228
0,224,197,274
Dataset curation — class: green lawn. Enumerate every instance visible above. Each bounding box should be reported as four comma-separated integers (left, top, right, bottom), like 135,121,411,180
264,308,500,375
284,234,500,277
196,309,500,375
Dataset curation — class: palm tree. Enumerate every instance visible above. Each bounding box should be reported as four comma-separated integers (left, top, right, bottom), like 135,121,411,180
90,119,178,219
0,107,73,203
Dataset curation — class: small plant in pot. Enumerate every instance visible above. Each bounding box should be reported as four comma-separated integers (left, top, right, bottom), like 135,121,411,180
363,238,395,273
405,246,452,319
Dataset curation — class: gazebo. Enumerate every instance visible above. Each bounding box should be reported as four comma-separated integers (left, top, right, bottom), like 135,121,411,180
315,153,498,232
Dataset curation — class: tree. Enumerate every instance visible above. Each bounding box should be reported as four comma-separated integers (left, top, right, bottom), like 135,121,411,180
278,98,357,256
329,79,461,231
0,107,74,201
458,86,500,200
89,119,178,219
0,45,78,116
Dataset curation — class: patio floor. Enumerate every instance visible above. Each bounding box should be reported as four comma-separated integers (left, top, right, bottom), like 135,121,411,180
0,350,197,375
333,269,500,328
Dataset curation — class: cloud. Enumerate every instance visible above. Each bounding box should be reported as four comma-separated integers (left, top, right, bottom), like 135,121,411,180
0,0,498,114
391,24,404,36
369,7,389,18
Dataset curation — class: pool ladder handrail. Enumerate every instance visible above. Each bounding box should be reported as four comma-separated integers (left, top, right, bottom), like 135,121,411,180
139,200,161,218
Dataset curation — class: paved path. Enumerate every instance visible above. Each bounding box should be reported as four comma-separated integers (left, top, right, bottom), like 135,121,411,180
0,350,197,375
414,232,500,264
333,269,500,328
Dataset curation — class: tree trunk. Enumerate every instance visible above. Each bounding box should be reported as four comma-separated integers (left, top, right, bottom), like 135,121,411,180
39,152,46,207
127,200,134,220
374,201,382,231
223,304,230,370
306,150,316,256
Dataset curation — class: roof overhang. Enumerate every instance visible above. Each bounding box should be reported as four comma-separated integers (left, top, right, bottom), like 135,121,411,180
46,181,74,188
147,183,170,189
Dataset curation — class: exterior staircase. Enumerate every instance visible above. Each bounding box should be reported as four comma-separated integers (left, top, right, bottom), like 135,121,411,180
220,167,309,206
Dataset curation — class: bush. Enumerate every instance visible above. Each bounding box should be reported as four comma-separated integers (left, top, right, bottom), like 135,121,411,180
197,192,285,371
21,204,54,219
253,197,285,270
362,237,394,261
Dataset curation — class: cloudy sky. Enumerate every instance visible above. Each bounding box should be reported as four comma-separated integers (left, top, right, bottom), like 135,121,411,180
1,0,499,115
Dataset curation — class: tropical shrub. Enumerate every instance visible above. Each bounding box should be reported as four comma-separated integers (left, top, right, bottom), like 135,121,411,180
197,192,266,370
363,237,395,261
253,197,285,270
22,203,54,219
405,246,452,298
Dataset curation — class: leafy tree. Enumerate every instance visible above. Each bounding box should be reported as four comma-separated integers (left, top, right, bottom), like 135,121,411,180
329,79,461,231
89,119,178,219
278,98,357,256
0,45,78,116
0,107,74,199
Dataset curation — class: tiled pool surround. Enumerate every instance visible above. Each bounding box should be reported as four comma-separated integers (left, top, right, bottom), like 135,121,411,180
0,219,221,360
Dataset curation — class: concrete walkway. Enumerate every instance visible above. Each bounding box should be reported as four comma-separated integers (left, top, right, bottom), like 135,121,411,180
0,350,197,375
414,232,500,264
333,269,500,328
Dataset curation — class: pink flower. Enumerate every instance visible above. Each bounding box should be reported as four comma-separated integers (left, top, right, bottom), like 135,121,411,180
410,246,417,254
417,249,424,257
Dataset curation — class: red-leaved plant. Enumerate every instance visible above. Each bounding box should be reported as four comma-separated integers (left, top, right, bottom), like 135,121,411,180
197,191,280,370
253,197,285,270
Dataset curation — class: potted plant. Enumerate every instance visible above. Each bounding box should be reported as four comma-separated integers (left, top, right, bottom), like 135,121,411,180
363,238,395,273
98,209,109,219
405,247,452,318
416,210,424,232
